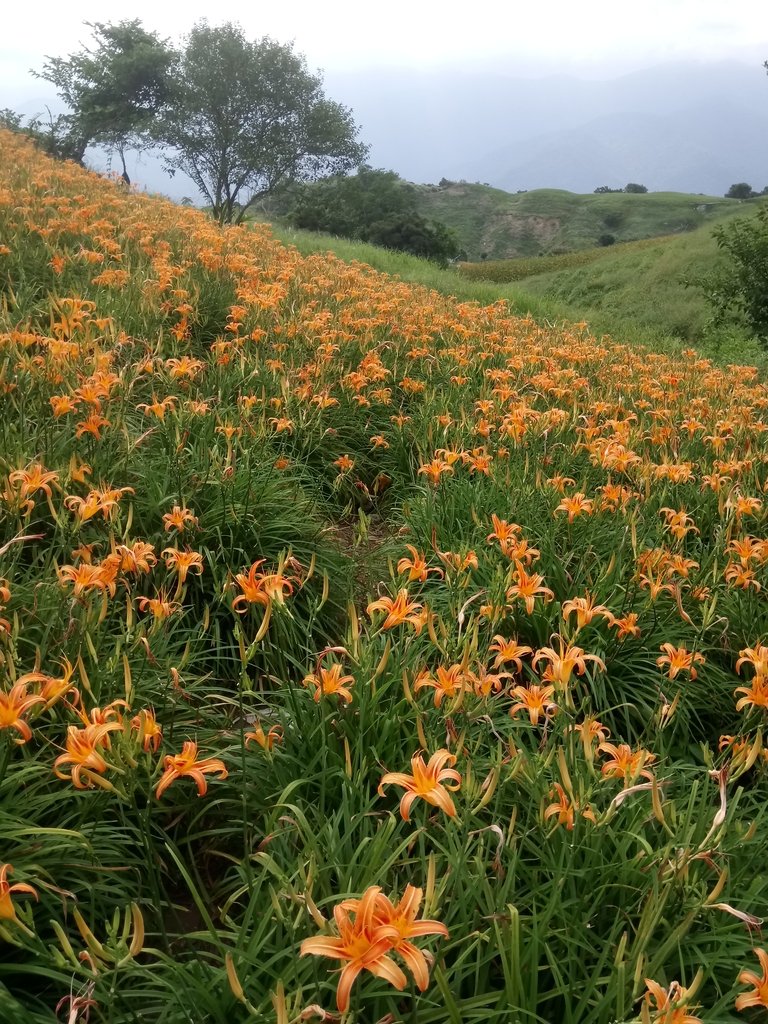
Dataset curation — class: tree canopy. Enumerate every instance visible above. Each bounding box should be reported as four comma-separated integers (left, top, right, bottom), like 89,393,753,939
286,167,463,265
697,206,768,343
34,20,175,179
158,22,368,225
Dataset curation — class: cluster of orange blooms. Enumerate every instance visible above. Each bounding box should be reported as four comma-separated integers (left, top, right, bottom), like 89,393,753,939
2,128,768,1016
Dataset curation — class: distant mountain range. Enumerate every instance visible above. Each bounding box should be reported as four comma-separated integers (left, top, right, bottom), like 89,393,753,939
325,59,768,195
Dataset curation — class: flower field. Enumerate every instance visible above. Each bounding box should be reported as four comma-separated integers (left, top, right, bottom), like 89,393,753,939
1,127,768,1023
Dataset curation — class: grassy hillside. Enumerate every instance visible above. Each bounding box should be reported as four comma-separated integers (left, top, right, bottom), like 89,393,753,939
4,129,768,1023
457,200,768,348
273,223,768,370
413,181,746,260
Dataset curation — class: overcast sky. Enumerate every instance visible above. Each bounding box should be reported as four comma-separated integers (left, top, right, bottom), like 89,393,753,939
3,1,766,198
2,0,767,102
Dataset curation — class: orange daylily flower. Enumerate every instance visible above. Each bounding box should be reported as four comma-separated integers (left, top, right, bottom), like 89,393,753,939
414,663,468,707
0,683,45,743
734,676,768,713
417,458,454,485
543,782,596,830
162,505,199,532
570,715,611,758
18,656,80,708
533,637,606,689
657,644,706,681
506,562,555,615
736,645,768,680
555,492,594,522
130,709,163,753
115,540,157,575
232,559,295,612
300,886,406,1012
57,561,118,599
244,721,283,751
641,977,702,1023
54,722,123,788
561,594,615,629
486,514,522,554
303,663,356,704
137,590,182,622
339,885,448,994
599,742,656,786
509,683,557,726
367,589,427,633
379,749,461,821
612,613,641,639
488,635,533,672
162,547,205,585
396,545,443,582
0,863,38,923
735,948,768,1011
155,741,228,798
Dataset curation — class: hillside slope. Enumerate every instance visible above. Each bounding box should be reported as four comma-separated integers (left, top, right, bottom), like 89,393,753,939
414,182,745,260
457,199,768,343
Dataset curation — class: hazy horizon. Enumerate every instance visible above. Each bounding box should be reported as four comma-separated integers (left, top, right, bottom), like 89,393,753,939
2,4,766,201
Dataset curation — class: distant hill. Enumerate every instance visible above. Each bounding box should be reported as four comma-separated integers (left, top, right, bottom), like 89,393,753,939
412,183,744,260
458,199,768,343
324,59,768,197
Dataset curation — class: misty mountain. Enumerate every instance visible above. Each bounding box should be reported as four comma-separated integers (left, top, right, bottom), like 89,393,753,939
324,59,768,194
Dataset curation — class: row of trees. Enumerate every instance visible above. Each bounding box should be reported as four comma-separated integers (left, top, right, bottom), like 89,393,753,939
594,183,648,194
725,183,768,199
19,20,368,226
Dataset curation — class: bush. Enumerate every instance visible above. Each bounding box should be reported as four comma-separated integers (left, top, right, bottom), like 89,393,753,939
625,182,648,194
725,183,756,199
288,166,461,265
598,233,616,246
693,205,768,341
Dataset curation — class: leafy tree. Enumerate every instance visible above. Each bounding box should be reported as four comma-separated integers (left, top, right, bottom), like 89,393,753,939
287,167,414,236
159,22,367,225
34,20,175,180
625,182,648,194
695,206,768,342
725,183,756,199
287,167,462,265
594,185,623,194
366,213,462,265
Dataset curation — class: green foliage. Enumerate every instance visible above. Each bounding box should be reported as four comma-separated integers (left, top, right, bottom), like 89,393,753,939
287,166,414,237
160,22,367,225
0,109,24,132
695,204,768,342
287,166,462,265
412,184,738,262
33,20,175,177
593,185,623,194
725,183,757,199
625,183,648,194
597,233,616,246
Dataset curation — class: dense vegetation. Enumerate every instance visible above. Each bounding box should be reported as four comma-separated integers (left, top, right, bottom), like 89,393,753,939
413,183,745,261
2,130,768,1024
284,166,463,265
